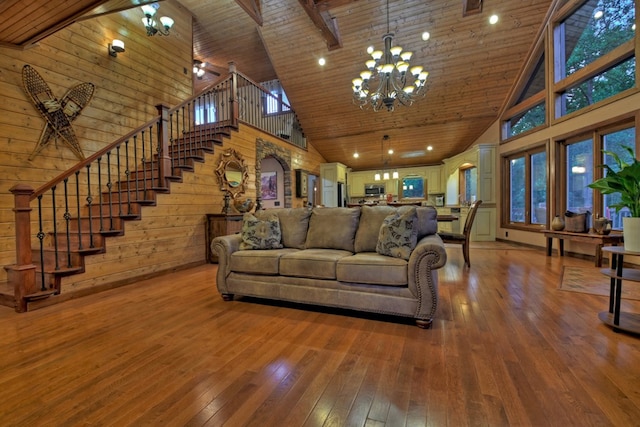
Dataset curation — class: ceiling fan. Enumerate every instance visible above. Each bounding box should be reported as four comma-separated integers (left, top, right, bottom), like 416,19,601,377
192,60,221,79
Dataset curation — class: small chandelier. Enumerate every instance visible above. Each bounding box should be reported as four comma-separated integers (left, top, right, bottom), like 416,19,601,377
141,3,174,37
352,0,428,112
374,135,399,181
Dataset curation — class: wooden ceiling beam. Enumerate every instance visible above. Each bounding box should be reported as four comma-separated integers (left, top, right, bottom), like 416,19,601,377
463,0,483,17
235,0,263,26
297,0,342,51
8,0,112,49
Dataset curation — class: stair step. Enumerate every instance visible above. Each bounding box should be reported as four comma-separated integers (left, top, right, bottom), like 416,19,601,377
117,176,169,192
24,289,58,302
45,232,106,251
37,265,84,277
88,201,142,217
70,216,125,233
101,189,157,205
33,247,87,269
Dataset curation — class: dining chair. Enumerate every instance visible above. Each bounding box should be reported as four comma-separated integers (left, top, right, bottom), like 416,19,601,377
439,200,483,267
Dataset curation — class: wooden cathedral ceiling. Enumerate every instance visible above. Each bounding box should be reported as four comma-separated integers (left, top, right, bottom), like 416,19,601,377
1,0,555,171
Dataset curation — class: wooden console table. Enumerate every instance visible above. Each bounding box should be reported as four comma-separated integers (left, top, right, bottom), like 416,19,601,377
206,213,243,263
543,229,623,267
598,246,640,334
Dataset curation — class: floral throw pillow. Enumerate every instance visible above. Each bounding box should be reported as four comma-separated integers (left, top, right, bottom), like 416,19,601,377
376,207,418,260
240,213,283,250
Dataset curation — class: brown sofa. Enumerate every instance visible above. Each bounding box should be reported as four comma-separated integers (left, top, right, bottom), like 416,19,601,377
211,205,447,328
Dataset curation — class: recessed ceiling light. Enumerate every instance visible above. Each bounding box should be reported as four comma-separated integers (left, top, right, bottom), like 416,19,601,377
489,14,499,25
353,152,359,158
421,31,430,41
318,57,326,66
367,46,374,54
388,149,394,155
427,146,433,151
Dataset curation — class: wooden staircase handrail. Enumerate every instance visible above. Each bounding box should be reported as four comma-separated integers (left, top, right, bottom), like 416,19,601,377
234,69,296,112
167,73,233,116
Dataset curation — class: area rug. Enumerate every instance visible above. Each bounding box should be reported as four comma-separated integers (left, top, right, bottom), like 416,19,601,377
559,266,640,300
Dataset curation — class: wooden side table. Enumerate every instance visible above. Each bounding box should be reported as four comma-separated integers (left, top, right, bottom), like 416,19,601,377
206,213,243,263
598,246,640,334
543,229,623,267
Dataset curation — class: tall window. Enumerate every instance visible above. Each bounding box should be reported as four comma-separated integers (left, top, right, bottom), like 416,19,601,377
503,147,548,227
503,55,546,139
261,80,291,115
602,127,635,227
531,151,548,224
559,124,635,229
565,138,594,213
555,0,636,117
195,103,216,125
460,166,477,203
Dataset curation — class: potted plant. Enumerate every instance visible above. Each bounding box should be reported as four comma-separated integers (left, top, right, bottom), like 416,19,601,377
588,146,640,252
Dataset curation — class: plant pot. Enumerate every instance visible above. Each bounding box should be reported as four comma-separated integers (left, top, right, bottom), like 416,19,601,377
623,216,640,252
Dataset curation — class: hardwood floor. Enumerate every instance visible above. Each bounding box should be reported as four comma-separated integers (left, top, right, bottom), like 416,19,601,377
1,243,639,426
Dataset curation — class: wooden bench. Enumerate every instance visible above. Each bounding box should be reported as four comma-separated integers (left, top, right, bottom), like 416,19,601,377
543,230,624,267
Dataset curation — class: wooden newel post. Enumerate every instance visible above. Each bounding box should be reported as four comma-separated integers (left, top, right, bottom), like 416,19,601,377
7,184,36,312
229,62,239,128
155,104,172,184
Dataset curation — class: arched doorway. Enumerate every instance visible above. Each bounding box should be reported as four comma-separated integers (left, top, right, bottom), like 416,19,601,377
255,138,292,209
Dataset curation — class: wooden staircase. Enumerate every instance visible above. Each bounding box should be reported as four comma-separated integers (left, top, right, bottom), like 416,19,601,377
5,66,306,313
4,124,232,312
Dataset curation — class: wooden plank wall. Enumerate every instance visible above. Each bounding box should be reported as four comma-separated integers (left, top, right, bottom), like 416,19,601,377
0,2,327,292
0,2,193,285
59,124,326,294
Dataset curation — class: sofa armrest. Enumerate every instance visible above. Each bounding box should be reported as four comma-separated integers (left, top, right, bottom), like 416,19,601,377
407,233,447,319
211,234,243,295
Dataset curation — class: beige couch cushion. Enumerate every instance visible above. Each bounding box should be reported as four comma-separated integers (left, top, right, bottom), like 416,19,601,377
280,249,352,279
305,207,361,252
255,208,311,249
416,206,438,238
354,205,396,253
230,248,299,275
336,253,407,286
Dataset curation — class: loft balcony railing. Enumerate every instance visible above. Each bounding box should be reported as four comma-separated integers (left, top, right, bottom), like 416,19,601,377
7,64,305,312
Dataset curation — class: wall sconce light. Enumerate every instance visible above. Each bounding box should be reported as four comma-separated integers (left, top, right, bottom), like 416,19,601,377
108,39,125,57
141,3,174,36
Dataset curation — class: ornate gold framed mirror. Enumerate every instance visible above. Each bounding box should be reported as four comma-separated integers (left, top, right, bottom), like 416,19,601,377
215,148,249,198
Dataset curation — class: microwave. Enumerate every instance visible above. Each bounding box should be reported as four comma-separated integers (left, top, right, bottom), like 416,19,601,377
364,183,385,196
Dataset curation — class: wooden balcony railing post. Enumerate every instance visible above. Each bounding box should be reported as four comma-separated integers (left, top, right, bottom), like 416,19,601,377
7,184,36,312
156,104,172,184
229,62,239,127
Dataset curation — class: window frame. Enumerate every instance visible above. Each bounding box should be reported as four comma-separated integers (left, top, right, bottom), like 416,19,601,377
501,143,549,231
556,119,637,228
552,0,637,120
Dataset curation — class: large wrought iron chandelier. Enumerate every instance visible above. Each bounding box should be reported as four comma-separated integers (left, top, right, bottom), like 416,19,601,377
351,0,428,112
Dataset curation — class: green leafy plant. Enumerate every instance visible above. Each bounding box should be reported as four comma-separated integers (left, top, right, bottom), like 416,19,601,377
588,146,640,217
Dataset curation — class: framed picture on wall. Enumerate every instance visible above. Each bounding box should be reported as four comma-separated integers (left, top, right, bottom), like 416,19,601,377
295,169,308,197
261,171,277,200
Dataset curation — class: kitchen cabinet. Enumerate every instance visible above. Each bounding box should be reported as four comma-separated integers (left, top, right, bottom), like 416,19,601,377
320,162,347,207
